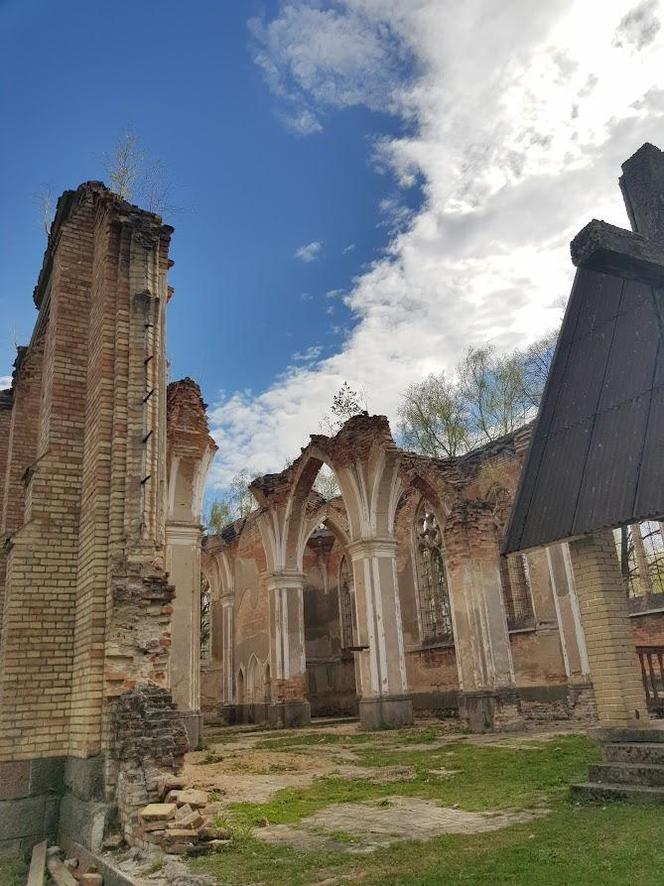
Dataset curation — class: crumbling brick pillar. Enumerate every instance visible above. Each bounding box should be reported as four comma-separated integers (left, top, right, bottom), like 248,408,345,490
266,572,311,727
348,539,413,730
112,684,188,847
568,531,649,728
445,501,523,732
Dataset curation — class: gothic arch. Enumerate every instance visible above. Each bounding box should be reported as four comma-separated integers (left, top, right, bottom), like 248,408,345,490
411,495,454,646
250,415,405,575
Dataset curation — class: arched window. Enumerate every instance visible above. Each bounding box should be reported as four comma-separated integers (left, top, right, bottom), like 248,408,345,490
414,501,453,645
338,555,355,649
498,551,534,631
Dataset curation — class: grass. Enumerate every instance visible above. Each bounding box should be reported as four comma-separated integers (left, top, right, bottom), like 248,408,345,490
0,854,28,886
189,728,664,885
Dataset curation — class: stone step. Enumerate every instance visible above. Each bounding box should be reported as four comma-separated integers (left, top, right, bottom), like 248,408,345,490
310,716,359,728
589,762,664,787
591,726,664,743
571,781,664,803
603,742,664,765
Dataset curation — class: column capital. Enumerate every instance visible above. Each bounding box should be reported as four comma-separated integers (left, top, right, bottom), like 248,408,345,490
348,537,397,561
265,570,306,592
221,594,235,609
166,520,204,544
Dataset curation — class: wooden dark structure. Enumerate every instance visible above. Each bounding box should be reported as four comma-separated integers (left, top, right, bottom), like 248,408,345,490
504,143,664,554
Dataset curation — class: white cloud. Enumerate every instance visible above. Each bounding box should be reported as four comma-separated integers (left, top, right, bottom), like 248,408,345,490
294,240,323,262
209,0,664,488
0,375,11,389
291,345,323,363
249,3,414,133
343,243,356,253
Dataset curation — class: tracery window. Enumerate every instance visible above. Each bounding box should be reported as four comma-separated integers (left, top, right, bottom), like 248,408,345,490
414,501,454,645
498,552,535,631
339,556,355,649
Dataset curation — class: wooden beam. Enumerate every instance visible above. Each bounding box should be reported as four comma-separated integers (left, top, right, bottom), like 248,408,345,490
27,840,47,886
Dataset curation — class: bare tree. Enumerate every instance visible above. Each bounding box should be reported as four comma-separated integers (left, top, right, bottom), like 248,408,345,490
33,184,55,240
102,127,179,216
205,469,255,534
320,381,366,435
103,128,143,201
398,371,469,458
200,574,211,660
398,331,559,458
206,499,232,534
459,346,531,444
520,330,558,408
314,465,341,499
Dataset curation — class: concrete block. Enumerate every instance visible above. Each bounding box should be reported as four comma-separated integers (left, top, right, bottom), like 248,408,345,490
0,796,45,840
0,760,30,800
64,756,104,802
44,797,60,839
58,794,109,853
30,757,65,797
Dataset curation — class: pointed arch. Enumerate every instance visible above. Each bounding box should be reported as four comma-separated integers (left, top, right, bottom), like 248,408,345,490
412,495,454,645
237,665,245,705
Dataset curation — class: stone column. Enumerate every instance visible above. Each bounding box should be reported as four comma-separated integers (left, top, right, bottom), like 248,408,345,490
546,544,591,680
445,502,523,731
348,539,413,729
267,572,311,727
545,543,595,719
221,595,235,717
524,549,558,625
568,531,649,728
165,522,203,748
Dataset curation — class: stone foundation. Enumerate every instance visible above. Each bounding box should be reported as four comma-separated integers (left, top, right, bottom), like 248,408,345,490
458,688,524,732
178,710,204,751
358,695,414,730
0,758,64,855
267,699,312,728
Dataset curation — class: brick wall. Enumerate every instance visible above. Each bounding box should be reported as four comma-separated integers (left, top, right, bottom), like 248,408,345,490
569,531,649,727
0,183,177,774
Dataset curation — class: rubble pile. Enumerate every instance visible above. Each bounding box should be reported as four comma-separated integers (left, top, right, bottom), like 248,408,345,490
135,778,230,855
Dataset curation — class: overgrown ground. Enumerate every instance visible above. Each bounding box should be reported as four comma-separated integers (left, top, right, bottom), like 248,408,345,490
0,854,27,886
181,721,664,885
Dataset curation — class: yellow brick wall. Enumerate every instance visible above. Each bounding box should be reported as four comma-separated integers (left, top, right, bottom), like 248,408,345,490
569,531,649,727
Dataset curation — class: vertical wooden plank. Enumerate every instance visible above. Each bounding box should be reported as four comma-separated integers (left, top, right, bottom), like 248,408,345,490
27,840,47,886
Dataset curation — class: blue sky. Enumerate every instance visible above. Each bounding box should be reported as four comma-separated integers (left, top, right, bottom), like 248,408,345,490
0,0,411,399
2,1,664,489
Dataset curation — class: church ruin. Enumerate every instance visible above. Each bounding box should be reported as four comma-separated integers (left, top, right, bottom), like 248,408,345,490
2,149,664,858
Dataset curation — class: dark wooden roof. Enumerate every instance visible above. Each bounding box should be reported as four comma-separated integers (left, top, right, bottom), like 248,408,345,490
504,143,664,553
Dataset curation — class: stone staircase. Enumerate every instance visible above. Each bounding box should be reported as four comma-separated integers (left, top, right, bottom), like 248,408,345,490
571,727,664,802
